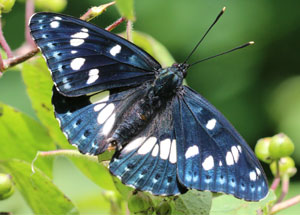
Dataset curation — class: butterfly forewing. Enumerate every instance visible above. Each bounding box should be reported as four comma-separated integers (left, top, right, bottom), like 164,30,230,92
30,12,161,96
173,86,268,201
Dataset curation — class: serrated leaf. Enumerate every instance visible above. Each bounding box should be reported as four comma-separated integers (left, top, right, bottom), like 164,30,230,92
115,0,135,20
0,103,55,176
0,159,79,215
172,190,212,215
210,191,276,215
21,57,70,149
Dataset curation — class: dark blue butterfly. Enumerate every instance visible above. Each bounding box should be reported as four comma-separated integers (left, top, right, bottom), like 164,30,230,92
29,12,268,201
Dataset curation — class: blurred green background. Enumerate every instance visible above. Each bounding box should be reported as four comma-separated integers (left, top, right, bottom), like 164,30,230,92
0,0,300,214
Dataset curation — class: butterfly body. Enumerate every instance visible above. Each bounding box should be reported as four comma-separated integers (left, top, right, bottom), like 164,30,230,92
30,12,269,201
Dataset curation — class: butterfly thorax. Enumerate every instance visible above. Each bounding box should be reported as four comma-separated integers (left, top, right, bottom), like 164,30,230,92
109,65,184,148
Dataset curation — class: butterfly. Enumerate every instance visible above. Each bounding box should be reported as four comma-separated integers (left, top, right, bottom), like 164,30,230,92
29,11,268,201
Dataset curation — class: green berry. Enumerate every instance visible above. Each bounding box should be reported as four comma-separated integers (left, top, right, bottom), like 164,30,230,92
270,156,297,178
0,0,16,14
34,0,67,12
0,173,14,200
269,133,294,159
128,191,153,214
255,137,273,163
156,200,171,215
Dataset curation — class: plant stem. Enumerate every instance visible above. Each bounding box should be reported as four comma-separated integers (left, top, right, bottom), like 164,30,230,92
3,47,39,70
80,1,115,21
0,18,13,58
270,160,281,190
31,149,98,173
271,195,300,214
126,20,133,42
106,17,126,31
276,175,290,203
25,0,36,47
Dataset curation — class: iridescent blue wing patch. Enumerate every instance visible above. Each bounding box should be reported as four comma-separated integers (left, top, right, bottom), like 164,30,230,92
109,99,186,196
52,86,147,155
30,13,161,96
173,86,268,201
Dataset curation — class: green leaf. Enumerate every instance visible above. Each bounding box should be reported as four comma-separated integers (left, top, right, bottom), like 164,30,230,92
21,57,118,191
0,159,79,215
21,57,70,150
172,190,212,215
115,0,135,20
0,103,55,176
131,31,175,68
210,191,276,215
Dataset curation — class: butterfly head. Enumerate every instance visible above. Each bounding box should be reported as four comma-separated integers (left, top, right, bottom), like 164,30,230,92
154,64,186,96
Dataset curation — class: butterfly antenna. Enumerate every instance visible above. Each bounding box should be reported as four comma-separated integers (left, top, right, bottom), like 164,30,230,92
189,41,254,67
183,7,226,64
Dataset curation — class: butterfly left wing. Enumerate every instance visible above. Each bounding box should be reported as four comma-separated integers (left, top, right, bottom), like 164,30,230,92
173,86,268,201
109,99,186,196
30,12,161,96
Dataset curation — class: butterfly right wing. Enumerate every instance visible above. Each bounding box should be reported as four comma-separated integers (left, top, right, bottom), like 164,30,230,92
109,99,186,196
52,85,148,155
30,13,161,96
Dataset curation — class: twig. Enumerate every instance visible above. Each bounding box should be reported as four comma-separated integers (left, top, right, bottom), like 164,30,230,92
0,53,4,73
271,195,300,214
80,1,115,21
105,17,126,31
25,0,36,47
0,18,13,58
3,47,39,70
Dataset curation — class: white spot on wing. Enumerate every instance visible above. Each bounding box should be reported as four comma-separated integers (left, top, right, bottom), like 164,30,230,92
256,167,261,176
70,39,84,46
70,58,85,70
94,103,106,112
219,161,222,166
102,113,115,135
226,151,234,165
202,155,214,171
87,69,99,84
123,137,146,154
237,145,242,153
54,16,62,20
169,139,177,164
71,32,89,39
151,144,159,157
71,50,77,54
137,137,157,155
249,171,257,181
185,145,199,159
50,21,59,28
81,28,88,32
110,45,121,56
97,103,115,124
89,91,109,104
206,118,217,130
160,139,171,160
231,146,239,163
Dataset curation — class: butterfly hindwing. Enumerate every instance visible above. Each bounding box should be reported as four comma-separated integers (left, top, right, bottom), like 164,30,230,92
30,13,161,96
52,86,147,155
173,86,268,201
109,99,186,196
